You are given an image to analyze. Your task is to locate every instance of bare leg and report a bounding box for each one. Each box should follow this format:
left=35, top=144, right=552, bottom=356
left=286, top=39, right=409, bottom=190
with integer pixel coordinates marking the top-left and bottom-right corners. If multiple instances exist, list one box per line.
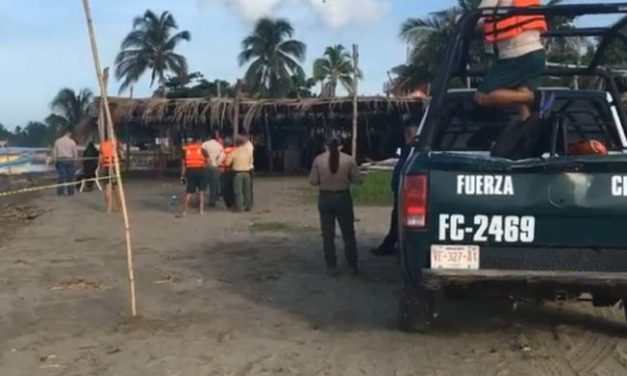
left=517, top=104, right=531, bottom=121
left=178, top=193, right=192, bottom=218
left=199, top=193, right=205, bottom=215
left=475, top=87, right=534, bottom=120
left=112, top=187, right=122, bottom=212
left=104, top=184, right=113, bottom=213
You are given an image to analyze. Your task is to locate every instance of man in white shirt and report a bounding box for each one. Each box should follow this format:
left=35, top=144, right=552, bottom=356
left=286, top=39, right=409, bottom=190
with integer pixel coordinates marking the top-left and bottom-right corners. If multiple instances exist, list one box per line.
left=202, top=131, right=224, bottom=207
left=53, top=129, right=78, bottom=196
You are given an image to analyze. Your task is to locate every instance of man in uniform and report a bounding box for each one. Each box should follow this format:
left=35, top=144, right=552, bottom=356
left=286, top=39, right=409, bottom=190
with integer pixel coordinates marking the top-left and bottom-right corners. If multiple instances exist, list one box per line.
left=372, top=115, right=419, bottom=256
left=219, top=138, right=236, bottom=209
left=227, top=136, right=253, bottom=212
left=179, top=135, right=209, bottom=217
left=202, top=131, right=224, bottom=207
left=243, top=134, right=254, bottom=208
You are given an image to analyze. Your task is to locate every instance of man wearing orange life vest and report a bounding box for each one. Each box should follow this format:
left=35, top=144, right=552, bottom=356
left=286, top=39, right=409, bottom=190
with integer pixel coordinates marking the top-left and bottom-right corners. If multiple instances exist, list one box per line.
left=180, top=134, right=210, bottom=217
left=475, top=0, right=548, bottom=121
left=99, top=138, right=124, bottom=213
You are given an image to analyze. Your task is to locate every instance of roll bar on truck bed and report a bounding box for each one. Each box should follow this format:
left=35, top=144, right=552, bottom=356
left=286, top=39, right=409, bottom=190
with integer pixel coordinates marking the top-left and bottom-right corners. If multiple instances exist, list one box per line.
left=420, top=2, right=627, bottom=150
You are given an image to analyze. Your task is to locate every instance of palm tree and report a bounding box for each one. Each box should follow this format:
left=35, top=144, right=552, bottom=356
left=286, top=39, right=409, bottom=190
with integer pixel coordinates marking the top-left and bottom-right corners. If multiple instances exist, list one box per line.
left=313, top=44, right=360, bottom=97
left=115, top=10, right=191, bottom=94
left=238, top=17, right=306, bottom=98
left=46, top=88, right=93, bottom=132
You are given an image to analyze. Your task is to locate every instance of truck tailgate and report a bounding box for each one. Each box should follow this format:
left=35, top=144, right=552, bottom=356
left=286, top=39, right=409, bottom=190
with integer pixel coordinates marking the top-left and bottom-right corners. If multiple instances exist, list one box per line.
left=426, top=153, right=627, bottom=249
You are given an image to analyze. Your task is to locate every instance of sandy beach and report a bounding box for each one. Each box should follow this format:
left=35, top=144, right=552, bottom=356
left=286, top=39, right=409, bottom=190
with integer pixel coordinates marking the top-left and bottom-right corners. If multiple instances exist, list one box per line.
left=1, top=177, right=627, bottom=376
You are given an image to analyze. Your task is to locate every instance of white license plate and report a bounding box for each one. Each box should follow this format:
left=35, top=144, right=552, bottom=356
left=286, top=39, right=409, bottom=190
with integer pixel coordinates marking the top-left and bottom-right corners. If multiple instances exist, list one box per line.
left=430, top=245, right=480, bottom=270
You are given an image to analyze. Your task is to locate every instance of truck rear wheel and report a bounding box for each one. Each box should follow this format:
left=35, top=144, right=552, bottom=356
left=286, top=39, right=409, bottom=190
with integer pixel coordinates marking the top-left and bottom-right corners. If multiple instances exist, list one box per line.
left=397, top=283, right=434, bottom=333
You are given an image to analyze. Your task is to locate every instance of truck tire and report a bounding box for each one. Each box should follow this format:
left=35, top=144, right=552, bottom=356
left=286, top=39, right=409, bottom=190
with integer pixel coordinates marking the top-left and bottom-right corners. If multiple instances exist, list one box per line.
left=397, top=283, right=434, bottom=333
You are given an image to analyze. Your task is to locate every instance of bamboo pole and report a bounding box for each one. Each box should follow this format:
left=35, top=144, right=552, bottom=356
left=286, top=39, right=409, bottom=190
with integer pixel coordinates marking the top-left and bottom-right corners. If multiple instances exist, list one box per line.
left=351, top=44, right=360, bottom=161
left=81, top=0, right=138, bottom=317
left=233, top=79, right=241, bottom=139
left=126, top=86, right=133, bottom=171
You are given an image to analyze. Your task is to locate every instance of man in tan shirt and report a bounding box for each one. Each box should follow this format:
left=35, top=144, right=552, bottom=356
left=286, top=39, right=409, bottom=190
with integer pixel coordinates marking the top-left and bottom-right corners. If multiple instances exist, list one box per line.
left=226, top=136, right=253, bottom=211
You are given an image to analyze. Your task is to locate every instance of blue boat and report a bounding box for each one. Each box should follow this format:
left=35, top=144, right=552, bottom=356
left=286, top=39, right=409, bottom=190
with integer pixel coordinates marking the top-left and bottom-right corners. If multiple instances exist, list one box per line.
left=0, top=153, right=33, bottom=174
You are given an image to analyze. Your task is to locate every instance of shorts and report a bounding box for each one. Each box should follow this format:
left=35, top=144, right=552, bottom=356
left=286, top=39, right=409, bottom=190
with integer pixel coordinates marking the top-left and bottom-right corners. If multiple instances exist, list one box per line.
left=100, top=167, right=118, bottom=186
left=478, top=49, right=546, bottom=94
left=186, top=168, right=207, bottom=194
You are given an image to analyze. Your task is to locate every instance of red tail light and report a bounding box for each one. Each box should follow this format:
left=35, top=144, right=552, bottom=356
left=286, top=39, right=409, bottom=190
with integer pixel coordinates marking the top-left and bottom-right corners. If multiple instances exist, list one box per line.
left=402, top=174, right=428, bottom=228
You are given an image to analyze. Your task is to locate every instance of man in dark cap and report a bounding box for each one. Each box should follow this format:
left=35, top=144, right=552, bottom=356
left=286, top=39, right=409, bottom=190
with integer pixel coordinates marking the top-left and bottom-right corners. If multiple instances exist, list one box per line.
left=372, top=114, right=419, bottom=257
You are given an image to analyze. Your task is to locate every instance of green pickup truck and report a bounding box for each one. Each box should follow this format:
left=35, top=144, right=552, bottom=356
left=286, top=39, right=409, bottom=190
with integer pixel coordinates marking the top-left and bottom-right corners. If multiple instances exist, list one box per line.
left=397, top=3, right=627, bottom=331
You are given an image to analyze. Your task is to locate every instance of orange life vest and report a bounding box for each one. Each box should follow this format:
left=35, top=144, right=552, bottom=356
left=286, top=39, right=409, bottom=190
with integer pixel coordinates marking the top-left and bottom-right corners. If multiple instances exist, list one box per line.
left=183, top=143, right=207, bottom=168
left=220, top=147, right=235, bottom=172
left=568, top=140, right=608, bottom=156
left=483, top=0, right=548, bottom=44
left=100, top=140, right=117, bottom=168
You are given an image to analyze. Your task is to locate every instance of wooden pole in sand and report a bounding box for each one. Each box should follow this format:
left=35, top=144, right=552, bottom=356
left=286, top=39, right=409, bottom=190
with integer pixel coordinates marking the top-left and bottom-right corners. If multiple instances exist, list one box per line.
left=233, top=79, right=241, bottom=140
left=81, top=0, right=138, bottom=317
left=351, top=44, right=360, bottom=161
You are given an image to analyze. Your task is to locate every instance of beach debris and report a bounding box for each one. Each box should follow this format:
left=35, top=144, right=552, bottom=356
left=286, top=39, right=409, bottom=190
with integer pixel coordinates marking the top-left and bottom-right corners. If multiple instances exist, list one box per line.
left=51, top=277, right=105, bottom=291
left=0, top=205, right=44, bottom=221
left=153, top=273, right=181, bottom=284
left=39, top=354, right=57, bottom=363
left=105, top=346, right=121, bottom=355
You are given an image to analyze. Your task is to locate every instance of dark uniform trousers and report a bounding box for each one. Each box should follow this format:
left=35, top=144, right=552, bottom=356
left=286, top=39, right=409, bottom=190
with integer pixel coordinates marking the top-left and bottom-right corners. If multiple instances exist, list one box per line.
left=379, top=193, right=399, bottom=252
left=318, top=190, right=357, bottom=268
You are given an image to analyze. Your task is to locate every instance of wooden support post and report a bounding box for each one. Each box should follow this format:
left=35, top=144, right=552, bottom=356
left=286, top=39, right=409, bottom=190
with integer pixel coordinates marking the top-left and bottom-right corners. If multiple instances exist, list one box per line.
left=126, top=86, right=133, bottom=171
left=81, top=0, right=138, bottom=317
left=351, top=44, right=359, bottom=161
left=233, top=79, right=241, bottom=140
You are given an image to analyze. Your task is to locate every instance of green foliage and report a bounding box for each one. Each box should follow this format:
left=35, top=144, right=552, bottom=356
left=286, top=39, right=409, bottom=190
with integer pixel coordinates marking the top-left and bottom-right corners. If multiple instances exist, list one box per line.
left=287, top=75, right=316, bottom=99
left=239, top=17, right=306, bottom=98
left=0, top=124, right=11, bottom=140
left=2, top=87, right=93, bottom=147
left=9, top=122, right=56, bottom=147
left=115, top=10, right=191, bottom=94
left=351, top=170, right=394, bottom=207
left=160, top=72, right=235, bottom=98
left=313, top=44, right=359, bottom=97
left=46, top=88, right=93, bottom=133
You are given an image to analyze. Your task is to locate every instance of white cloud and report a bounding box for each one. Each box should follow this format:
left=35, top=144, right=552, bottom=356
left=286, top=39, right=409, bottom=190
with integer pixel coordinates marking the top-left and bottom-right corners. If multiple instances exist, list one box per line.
left=201, top=0, right=390, bottom=28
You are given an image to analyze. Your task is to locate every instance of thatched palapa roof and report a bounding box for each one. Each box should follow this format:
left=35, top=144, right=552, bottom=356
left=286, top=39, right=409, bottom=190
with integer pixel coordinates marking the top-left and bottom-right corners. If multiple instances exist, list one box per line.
left=89, top=96, right=425, bottom=130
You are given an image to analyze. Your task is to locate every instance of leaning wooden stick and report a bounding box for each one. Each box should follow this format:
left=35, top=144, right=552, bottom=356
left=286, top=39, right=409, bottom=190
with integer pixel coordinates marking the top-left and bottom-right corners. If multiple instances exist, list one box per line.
left=351, top=44, right=360, bottom=161
left=81, top=0, right=138, bottom=317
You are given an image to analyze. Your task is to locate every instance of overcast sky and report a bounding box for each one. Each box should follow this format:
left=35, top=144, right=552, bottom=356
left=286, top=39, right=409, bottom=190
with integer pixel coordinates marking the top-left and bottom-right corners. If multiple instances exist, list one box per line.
left=0, top=0, right=622, bottom=128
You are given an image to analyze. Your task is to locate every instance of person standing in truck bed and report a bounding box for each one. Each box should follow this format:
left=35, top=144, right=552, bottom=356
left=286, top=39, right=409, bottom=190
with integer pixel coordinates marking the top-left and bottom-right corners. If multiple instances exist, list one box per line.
left=474, top=0, right=548, bottom=121
left=309, top=135, right=362, bottom=276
